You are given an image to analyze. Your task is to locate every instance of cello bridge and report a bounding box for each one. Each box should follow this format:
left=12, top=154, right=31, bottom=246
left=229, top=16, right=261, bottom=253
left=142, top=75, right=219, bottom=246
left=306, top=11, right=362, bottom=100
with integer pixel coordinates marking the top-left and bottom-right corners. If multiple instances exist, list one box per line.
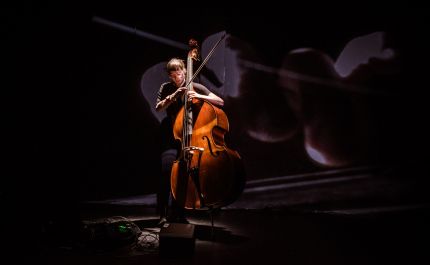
left=183, top=146, right=204, bottom=152
left=183, top=146, right=204, bottom=164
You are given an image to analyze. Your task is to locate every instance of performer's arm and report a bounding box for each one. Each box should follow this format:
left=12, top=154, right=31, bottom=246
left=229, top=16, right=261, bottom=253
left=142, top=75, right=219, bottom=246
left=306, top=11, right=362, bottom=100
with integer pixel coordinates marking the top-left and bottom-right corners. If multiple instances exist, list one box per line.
left=187, top=91, right=224, bottom=106
left=156, top=87, right=187, bottom=113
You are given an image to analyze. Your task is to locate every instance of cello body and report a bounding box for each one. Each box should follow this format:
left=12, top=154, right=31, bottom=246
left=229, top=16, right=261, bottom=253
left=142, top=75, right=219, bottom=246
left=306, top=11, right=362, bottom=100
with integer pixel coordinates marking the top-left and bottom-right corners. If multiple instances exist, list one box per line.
left=170, top=36, right=245, bottom=210
left=171, top=98, right=246, bottom=209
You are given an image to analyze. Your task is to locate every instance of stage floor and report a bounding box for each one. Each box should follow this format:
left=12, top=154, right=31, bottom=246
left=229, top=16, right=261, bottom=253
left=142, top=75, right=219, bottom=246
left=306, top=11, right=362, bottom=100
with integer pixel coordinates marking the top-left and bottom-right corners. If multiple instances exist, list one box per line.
left=4, top=202, right=430, bottom=265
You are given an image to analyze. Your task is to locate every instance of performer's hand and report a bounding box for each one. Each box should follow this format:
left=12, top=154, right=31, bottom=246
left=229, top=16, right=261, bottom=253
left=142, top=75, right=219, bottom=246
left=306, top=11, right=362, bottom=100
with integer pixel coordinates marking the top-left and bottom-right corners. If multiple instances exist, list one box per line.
left=172, top=87, right=187, bottom=99
left=187, top=90, right=198, bottom=99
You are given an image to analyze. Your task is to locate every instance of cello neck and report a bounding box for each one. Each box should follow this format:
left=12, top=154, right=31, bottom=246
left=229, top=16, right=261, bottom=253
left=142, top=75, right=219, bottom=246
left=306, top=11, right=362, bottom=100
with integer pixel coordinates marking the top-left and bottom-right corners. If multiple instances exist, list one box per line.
left=182, top=51, right=196, bottom=149
left=186, top=57, right=194, bottom=93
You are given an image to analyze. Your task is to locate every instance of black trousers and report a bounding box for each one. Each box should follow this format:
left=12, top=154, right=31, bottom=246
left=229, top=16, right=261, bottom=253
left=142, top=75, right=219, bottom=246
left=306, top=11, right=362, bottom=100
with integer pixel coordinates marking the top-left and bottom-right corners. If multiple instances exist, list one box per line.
left=157, top=168, right=185, bottom=218
left=157, top=117, right=185, bottom=219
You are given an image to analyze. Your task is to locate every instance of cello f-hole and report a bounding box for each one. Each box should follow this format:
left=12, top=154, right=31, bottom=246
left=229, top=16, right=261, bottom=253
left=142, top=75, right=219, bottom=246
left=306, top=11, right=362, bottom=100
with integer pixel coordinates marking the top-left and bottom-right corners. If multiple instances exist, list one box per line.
left=203, top=136, right=219, bottom=157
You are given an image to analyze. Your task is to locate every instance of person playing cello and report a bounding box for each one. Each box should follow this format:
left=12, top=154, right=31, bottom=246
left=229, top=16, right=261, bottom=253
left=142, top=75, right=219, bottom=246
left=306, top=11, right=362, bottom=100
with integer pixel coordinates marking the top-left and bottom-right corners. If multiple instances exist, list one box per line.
left=155, top=58, right=224, bottom=227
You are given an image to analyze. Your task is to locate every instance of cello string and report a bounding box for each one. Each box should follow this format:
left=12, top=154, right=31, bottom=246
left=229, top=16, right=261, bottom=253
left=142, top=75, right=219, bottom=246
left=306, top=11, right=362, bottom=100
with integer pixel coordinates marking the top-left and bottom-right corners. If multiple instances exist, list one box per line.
left=182, top=35, right=225, bottom=161
left=184, top=57, right=193, bottom=149
left=181, top=34, right=225, bottom=151
left=182, top=93, right=186, bottom=149
left=182, top=76, right=187, bottom=150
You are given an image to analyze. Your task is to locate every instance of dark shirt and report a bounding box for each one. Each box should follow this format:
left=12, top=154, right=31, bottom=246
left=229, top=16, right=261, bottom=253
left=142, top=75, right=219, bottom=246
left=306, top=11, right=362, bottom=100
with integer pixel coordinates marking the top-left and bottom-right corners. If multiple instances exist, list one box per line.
left=156, top=81, right=211, bottom=125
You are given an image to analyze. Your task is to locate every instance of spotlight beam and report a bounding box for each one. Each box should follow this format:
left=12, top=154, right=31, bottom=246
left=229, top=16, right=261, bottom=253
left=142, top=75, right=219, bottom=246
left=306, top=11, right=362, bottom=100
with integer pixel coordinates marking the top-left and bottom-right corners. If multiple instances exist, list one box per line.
left=92, top=16, right=190, bottom=50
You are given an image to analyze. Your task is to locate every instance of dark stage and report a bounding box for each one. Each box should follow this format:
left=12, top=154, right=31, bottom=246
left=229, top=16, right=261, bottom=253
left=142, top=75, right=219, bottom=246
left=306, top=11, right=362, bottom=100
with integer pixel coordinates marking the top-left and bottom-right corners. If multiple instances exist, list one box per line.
left=3, top=164, right=430, bottom=264
left=3, top=202, right=430, bottom=265
left=3, top=1, right=429, bottom=264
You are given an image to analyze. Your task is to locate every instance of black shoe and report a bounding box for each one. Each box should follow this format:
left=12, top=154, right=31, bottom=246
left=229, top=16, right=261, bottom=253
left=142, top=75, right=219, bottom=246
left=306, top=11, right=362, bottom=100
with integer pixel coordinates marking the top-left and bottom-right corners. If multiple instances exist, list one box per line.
left=157, top=217, right=168, bottom=228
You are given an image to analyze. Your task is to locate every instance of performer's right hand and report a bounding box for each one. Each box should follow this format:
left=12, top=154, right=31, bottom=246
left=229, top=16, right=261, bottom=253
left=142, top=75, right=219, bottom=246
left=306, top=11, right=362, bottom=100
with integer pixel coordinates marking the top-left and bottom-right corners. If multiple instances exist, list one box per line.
left=172, top=87, right=187, bottom=99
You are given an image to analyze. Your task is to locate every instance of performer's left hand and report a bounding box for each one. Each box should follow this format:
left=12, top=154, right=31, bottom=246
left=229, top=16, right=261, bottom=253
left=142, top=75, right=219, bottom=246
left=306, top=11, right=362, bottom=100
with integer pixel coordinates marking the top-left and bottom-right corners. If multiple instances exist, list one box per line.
left=187, top=90, right=203, bottom=100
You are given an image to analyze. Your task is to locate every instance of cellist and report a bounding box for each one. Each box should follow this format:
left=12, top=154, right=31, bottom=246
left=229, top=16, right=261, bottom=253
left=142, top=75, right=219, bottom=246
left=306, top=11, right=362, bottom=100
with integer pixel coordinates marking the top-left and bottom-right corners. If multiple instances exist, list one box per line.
left=155, top=58, right=224, bottom=227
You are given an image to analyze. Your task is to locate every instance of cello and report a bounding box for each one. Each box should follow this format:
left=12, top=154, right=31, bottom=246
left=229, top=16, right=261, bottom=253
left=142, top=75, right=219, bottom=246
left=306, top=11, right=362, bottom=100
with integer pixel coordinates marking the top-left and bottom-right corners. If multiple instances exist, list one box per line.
left=171, top=35, right=246, bottom=210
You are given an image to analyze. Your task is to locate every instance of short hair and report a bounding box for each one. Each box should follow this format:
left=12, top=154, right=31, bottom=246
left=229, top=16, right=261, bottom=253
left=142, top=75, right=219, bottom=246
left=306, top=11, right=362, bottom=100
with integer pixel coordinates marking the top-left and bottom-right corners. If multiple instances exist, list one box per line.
left=166, top=58, right=185, bottom=74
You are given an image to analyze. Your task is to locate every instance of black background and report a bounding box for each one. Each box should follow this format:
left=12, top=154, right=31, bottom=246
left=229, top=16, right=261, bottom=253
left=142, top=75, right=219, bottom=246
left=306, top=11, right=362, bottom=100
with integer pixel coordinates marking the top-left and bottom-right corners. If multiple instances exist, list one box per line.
left=3, top=1, right=428, bottom=210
